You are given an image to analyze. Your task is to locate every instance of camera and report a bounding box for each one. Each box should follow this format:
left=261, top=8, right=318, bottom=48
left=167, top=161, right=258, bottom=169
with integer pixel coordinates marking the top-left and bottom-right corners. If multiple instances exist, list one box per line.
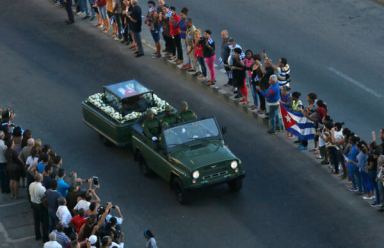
left=92, top=176, right=99, bottom=186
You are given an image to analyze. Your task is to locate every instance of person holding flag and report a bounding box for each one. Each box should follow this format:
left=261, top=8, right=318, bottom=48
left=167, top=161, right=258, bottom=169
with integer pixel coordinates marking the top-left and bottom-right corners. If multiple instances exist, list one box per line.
left=279, top=97, right=316, bottom=144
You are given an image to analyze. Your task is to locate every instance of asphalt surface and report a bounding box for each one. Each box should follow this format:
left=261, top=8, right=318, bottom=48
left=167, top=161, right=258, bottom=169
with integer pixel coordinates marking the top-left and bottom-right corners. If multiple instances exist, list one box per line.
left=170, top=0, right=384, bottom=140
left=1, top=0, right=384, bottom=247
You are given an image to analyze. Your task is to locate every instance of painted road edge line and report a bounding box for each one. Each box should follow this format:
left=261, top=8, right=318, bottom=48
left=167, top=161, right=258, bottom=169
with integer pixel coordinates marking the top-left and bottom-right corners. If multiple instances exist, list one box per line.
left=328, top=67, right=382, bottom=98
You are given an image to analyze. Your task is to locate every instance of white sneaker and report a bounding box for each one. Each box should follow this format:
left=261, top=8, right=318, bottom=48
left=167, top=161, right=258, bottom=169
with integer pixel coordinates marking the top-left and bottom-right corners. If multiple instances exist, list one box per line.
left=362, top=195, right=374, bottom=200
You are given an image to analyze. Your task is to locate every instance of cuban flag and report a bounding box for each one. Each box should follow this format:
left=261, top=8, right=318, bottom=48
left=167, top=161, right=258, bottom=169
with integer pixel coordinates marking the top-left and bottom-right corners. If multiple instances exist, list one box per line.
left=280, top=103, right=315, bottom=140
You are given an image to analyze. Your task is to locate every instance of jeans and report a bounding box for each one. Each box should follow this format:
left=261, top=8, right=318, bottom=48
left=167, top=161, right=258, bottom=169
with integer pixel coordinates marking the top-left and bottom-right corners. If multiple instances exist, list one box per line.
left=48, top=209, right=58, bottom=232
left=31, top=203, right=49, bottom=241
left=376, top=180, right=384, bottom=204
left=65, top=0, right=74, bottom=22
left=79, top=0, right=88, bottom=14
left=354, top=168, right=363, bottom=193
left=361, top=171, right=371, bottom=194
left=133, top=32, right=143, bottom=54
left=197, top=57, right=207, bottom=77
left=114, top=14, right=123, bottom=38
left=268, top=104, right=279, bottom=132
left=249, top=81, right=258, bottom=107
left=182, top=39, right=189, bottom=64
left=87, top=0, right=95, bottom=17
left=205, top=54, right=216, bottom=81
left=0, top=163, right=10, bottom=193
left=98, top=5, right=107, bottom=20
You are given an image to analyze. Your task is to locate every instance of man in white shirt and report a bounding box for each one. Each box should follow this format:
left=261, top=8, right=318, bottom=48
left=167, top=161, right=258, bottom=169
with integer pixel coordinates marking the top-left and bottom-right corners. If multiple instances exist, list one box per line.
left=74, top=192, right=91, bottom=213
left=43, top=232, right=62, bottom=248
left=29, top=173, right=48, bottom=241
left=56, top=197, right=72, bottom=232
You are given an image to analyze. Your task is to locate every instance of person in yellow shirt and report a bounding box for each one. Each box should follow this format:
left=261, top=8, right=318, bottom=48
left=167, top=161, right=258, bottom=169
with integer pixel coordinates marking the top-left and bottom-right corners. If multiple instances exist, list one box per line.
left=105, top=0, right=113, bottom=33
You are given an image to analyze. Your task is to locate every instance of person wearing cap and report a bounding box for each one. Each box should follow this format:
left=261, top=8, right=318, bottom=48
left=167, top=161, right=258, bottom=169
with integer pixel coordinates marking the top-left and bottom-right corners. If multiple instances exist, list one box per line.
left=144, top=229, right=158, bottom=248
left=88, top=234, right=98, bottom=248
left=178, top=101, right=197, bottom=123
left=142, top=109, right=161, bottom=141
left=161, top=105, right=177, bottom=126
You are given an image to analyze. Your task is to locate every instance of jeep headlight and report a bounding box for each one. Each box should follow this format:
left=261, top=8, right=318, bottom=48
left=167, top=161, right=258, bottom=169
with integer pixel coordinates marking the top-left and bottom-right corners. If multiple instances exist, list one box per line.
left=230, top=160, right=238, bottom=169
left=192, top=170, right=200, bottom=179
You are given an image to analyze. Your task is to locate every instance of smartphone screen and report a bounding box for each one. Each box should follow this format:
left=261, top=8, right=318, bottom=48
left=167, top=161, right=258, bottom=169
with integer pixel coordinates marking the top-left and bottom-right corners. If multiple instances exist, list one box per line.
left=92, top=176, right=99, bottom=186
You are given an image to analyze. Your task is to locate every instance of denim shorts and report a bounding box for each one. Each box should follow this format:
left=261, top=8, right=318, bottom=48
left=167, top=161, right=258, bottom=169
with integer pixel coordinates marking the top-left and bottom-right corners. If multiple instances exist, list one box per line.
left=151, top=29, right=160, bottom=42
left=98, top=6, right=107, bottom=19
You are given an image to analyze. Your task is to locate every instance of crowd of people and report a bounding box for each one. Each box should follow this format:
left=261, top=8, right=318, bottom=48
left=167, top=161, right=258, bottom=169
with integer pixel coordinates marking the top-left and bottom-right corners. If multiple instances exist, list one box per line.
left=1, top=0, right=383, bottom=246
left=56, top=0, right=384, bottom=208
left=0, top=109, right=158, bottom=248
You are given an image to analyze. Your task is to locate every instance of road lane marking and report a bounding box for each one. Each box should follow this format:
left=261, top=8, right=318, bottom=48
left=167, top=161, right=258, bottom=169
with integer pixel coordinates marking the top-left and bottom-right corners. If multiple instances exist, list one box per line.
left=0, top=200, right=27, bottom=208
left=328, top=67, right=382, bottom=98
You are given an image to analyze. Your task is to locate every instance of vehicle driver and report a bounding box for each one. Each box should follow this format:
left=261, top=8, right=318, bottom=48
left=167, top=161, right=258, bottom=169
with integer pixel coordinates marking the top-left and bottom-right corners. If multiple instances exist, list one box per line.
left=161, top=105, right=178, bottom=126
left=178, top=101, right=197, bottom=122
left=142, top=109, right=161, bottom=142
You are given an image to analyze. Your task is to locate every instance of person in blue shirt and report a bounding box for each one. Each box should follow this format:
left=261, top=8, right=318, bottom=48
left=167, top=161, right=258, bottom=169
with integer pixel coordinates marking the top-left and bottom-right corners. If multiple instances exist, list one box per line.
left=346, top=136, right=360, bottom=192
left=57, top=168, right=70, bottom=197
left=256, top=74, right=280, bottom=134
left=36, top=154, right=49, bottom=174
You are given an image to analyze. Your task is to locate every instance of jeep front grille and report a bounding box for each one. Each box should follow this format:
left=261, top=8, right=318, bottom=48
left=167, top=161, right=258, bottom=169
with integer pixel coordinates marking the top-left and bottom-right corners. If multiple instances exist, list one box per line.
left=202, top=170, right=228, bottom=180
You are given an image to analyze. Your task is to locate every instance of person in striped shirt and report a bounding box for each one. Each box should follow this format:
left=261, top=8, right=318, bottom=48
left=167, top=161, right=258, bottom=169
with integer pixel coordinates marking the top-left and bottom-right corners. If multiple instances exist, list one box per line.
left=276, top=57, right=291, bottom=88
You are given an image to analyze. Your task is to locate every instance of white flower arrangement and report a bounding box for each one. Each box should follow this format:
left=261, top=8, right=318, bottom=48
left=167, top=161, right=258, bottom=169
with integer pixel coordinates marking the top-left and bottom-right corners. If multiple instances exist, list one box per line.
left=86, top=93, right=172, bottom=123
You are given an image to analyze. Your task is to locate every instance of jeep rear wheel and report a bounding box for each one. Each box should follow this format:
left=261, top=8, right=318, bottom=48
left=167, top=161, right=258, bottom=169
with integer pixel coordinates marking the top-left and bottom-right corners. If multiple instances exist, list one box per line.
left=228, top=178, right=243, bottom=192
left=138, top=155, right=151, bottom=176
left=99, top=134, right=113, bottom=146
left=172, top=177, right=188, bottom=204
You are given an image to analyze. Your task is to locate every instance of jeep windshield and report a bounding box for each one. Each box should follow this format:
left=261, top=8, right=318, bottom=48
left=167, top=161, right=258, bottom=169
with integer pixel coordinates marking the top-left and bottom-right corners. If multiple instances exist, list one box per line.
left=164, top=118, right=221, bottom=149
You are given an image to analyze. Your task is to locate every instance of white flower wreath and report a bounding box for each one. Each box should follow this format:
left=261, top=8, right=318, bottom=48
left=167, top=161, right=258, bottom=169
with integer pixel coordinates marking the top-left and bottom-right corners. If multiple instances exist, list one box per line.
left=86, top=93, right=173, bottom=123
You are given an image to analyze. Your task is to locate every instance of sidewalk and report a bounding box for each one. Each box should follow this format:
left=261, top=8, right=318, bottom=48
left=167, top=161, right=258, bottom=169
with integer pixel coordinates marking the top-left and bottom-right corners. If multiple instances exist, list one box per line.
left=0, top=191, right=41, bottom=248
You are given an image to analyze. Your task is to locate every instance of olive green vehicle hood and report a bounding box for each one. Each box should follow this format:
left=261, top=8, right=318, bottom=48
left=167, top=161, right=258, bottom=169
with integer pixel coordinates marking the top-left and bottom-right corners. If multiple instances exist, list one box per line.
left=169, top=142, right=236, bottom=171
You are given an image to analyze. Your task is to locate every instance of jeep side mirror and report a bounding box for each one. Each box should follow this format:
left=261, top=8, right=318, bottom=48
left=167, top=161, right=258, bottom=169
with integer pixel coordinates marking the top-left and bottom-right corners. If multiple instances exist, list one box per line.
left=221, top=126, right=227, bottom=135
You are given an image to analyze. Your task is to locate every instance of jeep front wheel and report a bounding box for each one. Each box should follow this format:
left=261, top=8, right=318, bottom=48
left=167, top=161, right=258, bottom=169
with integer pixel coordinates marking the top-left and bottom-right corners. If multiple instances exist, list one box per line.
left=228, top=178, right=243, bottom=192
left=172, top=177, right=188, bottom=204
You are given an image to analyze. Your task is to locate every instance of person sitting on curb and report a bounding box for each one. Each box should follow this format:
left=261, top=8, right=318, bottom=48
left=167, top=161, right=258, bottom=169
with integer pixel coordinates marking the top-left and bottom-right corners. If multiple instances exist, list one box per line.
left=178, top=101, right=197, bottom=123
left=142, top=109, right=161, bottom=142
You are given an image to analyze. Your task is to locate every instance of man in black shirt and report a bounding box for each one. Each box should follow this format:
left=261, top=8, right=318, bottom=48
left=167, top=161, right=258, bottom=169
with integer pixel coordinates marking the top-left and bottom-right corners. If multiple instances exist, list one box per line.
left=128, top=0, right=144, bottom=57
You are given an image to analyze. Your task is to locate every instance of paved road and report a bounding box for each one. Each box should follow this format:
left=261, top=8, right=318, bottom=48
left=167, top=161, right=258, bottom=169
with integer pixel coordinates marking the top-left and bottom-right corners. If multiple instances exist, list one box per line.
left=1, top=0, right=384, bottom=247
left=171, top=0, right=384, bottom=140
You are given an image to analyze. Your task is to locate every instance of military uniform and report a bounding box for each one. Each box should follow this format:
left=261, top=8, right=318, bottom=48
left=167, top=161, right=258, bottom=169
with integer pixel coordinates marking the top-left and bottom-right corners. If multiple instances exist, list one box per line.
left=161, top=113, right=178, bottom=126
left=178, top=110, right=197, bottom=123
left=142, top=118, right=161, bottom=138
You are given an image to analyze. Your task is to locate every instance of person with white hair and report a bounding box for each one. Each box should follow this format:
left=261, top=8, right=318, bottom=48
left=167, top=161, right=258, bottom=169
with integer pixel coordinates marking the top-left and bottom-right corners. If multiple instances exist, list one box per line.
left=256, top=74, right=281, bottom=134
left=43, top=232, right=62, bottom=248
left=19, top=137, right=34, bottom=163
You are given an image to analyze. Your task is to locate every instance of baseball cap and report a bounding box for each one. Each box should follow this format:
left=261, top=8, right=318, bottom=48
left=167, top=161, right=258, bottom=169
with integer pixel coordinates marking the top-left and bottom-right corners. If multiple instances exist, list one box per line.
left=89, top=235, right=97, bottom=245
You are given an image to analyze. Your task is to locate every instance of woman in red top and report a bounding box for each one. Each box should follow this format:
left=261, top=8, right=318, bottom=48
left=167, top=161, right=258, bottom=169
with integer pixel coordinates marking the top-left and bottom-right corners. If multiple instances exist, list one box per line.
left=193, top=29, right=207, bottom=81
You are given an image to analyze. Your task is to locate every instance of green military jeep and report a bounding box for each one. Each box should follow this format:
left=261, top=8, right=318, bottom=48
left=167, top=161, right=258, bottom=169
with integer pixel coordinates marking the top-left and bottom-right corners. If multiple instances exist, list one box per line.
left=82, top=80, right=245, bottom=204
left=131, top=117, right=245, bottom=204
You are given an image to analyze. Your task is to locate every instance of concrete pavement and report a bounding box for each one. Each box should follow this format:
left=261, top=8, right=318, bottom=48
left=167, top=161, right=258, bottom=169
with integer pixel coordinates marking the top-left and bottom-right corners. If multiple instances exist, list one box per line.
left=0, top=191, right=39, bottom=248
